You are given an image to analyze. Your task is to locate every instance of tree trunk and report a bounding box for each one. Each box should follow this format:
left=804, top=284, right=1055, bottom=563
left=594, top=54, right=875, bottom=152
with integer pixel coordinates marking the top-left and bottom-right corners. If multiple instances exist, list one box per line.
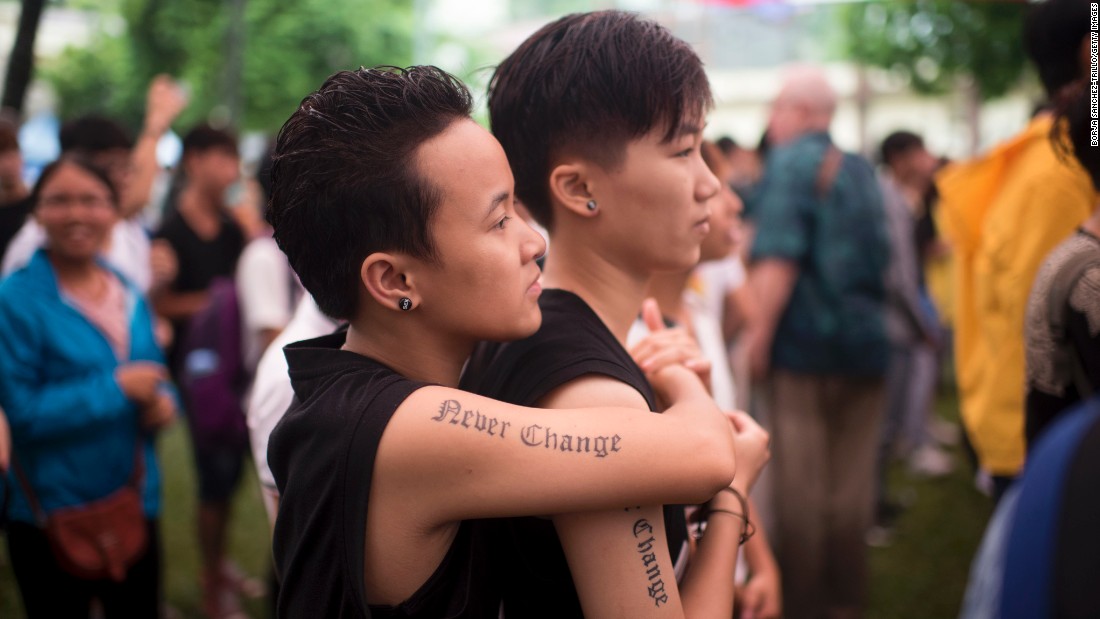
left=1, top=0, right=47, bottom=115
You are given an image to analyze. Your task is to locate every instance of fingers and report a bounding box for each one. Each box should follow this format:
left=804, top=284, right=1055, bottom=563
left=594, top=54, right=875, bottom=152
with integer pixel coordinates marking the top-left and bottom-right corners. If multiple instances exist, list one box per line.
left=641, top=297, right=665, bottom=333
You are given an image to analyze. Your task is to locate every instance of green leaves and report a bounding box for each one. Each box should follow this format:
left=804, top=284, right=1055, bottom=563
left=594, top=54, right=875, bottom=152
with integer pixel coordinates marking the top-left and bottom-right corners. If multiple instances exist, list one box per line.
left=43, top=0, right=414, bottom=132
left=840, top=0, right=1029, bottom=101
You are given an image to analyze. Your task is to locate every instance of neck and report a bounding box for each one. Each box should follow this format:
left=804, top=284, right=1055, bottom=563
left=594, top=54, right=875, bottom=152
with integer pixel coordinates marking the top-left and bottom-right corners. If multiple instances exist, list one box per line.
left=541, top=229, right=650, bottom=345
left=1084, top=203, right=1100, bottom=237
left=180, top=184, right=219, bottom=215
left=47, top=251, right=100, bottom=285
left=343, top=311, right=471, bottom=387
left=647, top=270, right=691, bottom=324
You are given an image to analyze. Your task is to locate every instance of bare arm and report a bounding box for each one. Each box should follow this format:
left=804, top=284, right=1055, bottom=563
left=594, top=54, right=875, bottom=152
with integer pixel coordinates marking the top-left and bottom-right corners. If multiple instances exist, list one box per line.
left=736, top=504, right=782, bottom=619
left=371, top=368, right=736, bottom=525
left=122, top=76, right=187, bottom=219
left=151, top=289, right=209, bottom=321
left=745, top=259, right=798, bottom=380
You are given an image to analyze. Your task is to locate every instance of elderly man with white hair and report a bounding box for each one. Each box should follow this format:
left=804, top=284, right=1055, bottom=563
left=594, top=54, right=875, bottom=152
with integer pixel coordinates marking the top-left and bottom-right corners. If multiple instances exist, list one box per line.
left=744, top=66, right=891, bottom=619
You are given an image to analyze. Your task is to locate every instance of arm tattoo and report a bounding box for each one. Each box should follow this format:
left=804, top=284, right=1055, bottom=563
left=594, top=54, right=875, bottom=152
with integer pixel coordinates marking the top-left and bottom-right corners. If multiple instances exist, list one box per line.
left=431, top=399, right=622, bottom=458
left=633, top=518, right=670, bottom=607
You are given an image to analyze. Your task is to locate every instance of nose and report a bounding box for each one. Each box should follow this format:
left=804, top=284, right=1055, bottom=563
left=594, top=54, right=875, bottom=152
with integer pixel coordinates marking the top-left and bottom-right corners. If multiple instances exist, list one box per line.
left=696, top=158, right=722, bottom=204
left=520, top=218, right=547, bottom=263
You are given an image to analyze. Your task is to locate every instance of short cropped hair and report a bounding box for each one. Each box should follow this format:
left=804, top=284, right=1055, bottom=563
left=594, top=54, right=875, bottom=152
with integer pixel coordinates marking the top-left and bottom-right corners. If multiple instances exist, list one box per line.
left=879, top=131, right=925, bottom=167
left=1024, top=0, right=1090, bottom=99
left=182, top=124, right=239, bottom=158
left=488, top=10, right=712, bottom=230
left=1053, top=85, right=1100, bottom=191
left=715, top=136, right=738, bottom=156
left=59, top=115, right=132, bottom=154
left=268, top=66, right=473, bottom=320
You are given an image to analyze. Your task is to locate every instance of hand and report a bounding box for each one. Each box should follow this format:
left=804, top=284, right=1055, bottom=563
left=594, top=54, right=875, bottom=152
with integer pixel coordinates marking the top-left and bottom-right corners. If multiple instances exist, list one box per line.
left=115, top=362, right=168, bottom=407
left=143, top=75, right=187, bottom=136
left=0, top=408, right=10, bottom=474
left=744, top=325, right=771, bottom=383
left=630, top=298, right=711, bottom=388
left=727, top=410, right=770, bottom=494
left=736, top=567, right=782, bottom=619
left=150, top=239, right=178, bottom=290
left=140, top=392, right=177, bottom=431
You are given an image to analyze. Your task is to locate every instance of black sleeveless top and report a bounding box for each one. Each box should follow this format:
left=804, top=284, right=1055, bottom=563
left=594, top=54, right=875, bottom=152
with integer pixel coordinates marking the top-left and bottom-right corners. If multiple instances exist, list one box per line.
left=460, top=289, right=690, bottom=619
left=269, top=331, right=499, bottom=619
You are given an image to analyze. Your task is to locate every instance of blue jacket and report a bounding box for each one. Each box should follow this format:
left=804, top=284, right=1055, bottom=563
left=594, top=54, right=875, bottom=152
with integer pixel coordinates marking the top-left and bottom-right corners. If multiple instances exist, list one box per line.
left=0, top=249, right=165, bottom=524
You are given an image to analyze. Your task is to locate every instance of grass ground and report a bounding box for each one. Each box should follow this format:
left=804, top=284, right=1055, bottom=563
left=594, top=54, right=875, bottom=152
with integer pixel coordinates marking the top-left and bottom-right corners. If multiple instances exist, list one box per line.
left=0, top=388, right=991, bottom=618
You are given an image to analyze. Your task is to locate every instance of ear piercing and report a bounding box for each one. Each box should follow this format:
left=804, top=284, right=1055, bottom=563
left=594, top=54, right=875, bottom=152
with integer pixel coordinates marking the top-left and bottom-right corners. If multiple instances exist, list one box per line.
left=586, top=200, right=598, bottom=212
left=399, top=297, right=413, bottom=311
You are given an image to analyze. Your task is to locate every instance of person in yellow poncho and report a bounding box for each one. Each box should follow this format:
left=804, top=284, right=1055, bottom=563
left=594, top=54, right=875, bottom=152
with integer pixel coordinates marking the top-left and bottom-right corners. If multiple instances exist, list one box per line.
left=936, top=0, right=1095, bottom=500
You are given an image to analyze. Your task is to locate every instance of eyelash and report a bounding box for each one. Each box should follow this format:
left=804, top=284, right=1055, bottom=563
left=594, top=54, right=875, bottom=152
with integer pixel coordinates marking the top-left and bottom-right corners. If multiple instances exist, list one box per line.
left=676, top=147, right=694, bottom=158
left=495, top=215, right=512, bottom=230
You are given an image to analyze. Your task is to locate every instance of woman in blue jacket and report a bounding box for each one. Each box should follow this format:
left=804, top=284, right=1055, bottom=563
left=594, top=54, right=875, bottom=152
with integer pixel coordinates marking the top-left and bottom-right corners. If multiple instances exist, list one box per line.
left=0, top=156, right=176, bottom=618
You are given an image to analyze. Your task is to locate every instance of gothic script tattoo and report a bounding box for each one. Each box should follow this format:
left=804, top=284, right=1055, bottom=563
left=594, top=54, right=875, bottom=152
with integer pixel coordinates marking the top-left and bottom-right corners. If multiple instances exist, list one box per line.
left=633, top=518, right=669, bottom=607
left=431, top=400, right=623, bottom=458
left=432, top=399, right=511, bottom=439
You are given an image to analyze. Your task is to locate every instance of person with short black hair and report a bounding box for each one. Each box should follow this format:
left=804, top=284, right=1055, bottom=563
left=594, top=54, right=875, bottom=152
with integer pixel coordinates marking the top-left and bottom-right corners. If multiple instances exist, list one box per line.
left=463, top=11, right=770, bottom=618
left=2, top=76, right=186, bottom=292
left=0, top=119, right=30, bottom=259
left=266, top=64, right=758, bottom=619
left=152, top=122, right=253, bottom=618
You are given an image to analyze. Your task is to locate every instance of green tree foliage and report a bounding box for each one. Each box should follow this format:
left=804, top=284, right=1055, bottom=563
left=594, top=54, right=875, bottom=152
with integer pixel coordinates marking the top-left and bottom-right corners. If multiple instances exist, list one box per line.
left=42, top=0, right=413, bottom=132
left=840, top=0, right=1029, bottom=100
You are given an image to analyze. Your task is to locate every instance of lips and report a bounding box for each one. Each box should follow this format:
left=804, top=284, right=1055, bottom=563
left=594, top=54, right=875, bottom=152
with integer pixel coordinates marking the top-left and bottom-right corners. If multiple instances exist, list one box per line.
left=526, top=271, right=542, bottom=296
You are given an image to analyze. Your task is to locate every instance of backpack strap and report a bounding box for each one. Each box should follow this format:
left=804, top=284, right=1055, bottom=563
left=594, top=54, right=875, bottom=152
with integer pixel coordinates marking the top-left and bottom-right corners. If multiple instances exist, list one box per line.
left=815, top=145, right=843, bottom=200
left=1046, top=250, right=1100, bottom=398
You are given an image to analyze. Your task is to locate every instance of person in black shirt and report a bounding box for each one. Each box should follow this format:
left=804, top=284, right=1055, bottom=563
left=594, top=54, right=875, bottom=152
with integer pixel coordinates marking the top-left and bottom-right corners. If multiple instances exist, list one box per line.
left=0, top=119, right=30, bottom=261
left=465, top=11, right=772, bottom=619
left=266, top=66, right=762, bottom=619
left=152, top=124, right=251, bottom=618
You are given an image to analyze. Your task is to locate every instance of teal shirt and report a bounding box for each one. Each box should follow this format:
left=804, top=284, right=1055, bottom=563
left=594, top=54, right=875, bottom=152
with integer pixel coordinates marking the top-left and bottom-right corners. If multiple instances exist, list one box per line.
left=749, top=132, right=890, bottom=376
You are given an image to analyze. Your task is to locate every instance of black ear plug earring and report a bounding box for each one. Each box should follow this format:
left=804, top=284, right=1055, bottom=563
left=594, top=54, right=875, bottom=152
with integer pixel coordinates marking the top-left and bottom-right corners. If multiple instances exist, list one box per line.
left=399, top=297, right=413, bottom=311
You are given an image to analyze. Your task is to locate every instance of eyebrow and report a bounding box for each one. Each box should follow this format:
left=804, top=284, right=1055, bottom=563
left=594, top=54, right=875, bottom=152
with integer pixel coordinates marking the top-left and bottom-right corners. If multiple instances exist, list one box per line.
left=485, top=191, right=510, bottom=219
left=668, top=121, right=707, bottom=142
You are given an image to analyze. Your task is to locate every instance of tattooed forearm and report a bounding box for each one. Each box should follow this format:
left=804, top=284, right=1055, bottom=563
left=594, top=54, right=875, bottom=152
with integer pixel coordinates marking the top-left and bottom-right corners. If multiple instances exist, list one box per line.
left=432, top=399, right=511, bottom=438
left=633, top=518, right=670, bottom=607
left=520, top=424, right=621, bottom=458
left=432, top=400, right=623, bottom=458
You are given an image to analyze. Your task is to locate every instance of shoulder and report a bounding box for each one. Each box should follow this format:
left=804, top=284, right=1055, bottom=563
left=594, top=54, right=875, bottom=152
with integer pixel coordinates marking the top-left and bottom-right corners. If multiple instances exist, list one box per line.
left=463, top=290, right=650, bottom=405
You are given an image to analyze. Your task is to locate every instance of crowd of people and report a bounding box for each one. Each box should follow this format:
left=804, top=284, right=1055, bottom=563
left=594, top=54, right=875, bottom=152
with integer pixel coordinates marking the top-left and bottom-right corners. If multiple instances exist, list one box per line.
left=0, top=1, right=1096, bottom=618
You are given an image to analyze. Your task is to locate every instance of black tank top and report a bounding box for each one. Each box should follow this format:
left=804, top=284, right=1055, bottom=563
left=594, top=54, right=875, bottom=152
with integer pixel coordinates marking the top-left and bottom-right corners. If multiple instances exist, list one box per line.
left=460, top=289, right=690, bottom=619
left=269, top=331, right=499, bottom=619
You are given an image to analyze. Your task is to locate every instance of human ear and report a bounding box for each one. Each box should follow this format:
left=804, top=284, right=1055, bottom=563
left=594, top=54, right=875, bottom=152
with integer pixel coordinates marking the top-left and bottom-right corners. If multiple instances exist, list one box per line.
left=360, top=253, right=419, bottom=312
left=548, top=160, right=599, bottom=219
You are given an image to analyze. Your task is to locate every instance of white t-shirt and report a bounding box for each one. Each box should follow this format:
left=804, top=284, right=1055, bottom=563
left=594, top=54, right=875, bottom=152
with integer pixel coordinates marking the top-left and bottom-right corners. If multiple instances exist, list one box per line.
left=2, top=218, right=153, bottom=292
left=236, top=235, right=298, bottom=372
left=247, top=295, right=337, bottom=524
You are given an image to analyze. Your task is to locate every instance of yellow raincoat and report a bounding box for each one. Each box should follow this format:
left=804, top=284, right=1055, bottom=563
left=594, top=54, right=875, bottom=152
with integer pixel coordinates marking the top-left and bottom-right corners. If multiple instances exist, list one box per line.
left=936, top=114, right=1094, bottom=476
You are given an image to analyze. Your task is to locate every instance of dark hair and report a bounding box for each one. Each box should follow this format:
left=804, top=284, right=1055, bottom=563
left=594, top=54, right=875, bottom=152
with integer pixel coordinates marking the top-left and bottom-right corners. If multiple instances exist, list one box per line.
left=59, top=115, right=132, bottom=154
left=0, top=118, right=18, bottom=153
left=31, top=155, right=120, bottom=210
left=268, top=66, right=473, bottom=320
left=1024, top=0, right=1091, bottom=100
left=182, top=124, right=239, bottom=158
left=488, top=10, right=712, bottom=230
left=879, top=131, right=925, bottom=167
left=715, top=136, right=738, bottom=156
left=1052, top=85, right=1100, bottom=191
